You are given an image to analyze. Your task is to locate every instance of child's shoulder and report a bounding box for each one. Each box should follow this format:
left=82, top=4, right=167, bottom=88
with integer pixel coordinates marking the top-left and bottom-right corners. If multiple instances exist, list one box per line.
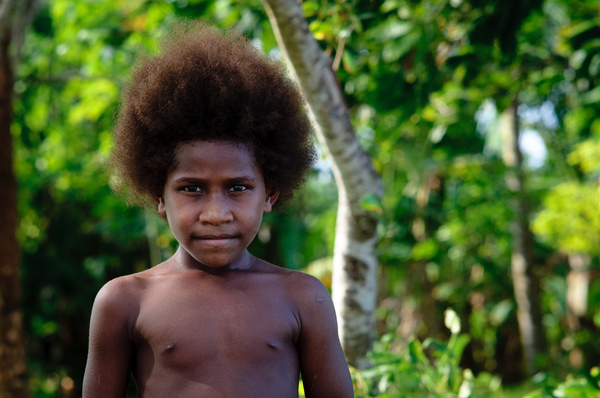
left=93, top=274, right=141, bottom=311
left=256, top=259, right=323, bottom=282
left=255, top=260, right=331, bottom=304
left=93, top=264, right=166, bottom=310
left=260, top=262, right=340, bottom=347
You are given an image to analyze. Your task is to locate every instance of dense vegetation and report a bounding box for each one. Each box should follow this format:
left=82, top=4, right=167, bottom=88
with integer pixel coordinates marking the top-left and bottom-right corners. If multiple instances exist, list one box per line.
left=10, top=0, right=600, bottom=396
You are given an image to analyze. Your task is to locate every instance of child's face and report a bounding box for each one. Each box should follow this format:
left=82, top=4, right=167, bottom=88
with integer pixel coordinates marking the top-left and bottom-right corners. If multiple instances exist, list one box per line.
left=158, top=140, right=278, bottom=268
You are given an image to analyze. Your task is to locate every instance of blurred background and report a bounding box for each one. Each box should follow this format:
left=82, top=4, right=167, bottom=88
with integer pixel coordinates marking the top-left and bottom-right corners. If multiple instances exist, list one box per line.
left=5, top=0, right=600, bottom=396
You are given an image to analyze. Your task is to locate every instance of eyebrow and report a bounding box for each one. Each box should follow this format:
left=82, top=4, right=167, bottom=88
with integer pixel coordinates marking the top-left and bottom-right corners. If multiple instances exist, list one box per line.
left=173, top=176, right=257, bottom=184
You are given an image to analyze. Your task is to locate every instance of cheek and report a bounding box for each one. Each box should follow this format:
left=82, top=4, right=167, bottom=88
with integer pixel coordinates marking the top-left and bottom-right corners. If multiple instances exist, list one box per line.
left=252, top=208, right=267, bottom=229
left=237, top=204, right=263, bottom=226
left=164, top=202, right=193, bottom=229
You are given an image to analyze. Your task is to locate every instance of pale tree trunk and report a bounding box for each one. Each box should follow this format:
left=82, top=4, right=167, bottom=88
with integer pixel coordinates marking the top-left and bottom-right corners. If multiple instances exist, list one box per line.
left=566, top=253, right=590, bottom=331
left=500, top=101, right=546, bottom=377
left=261, top=0, right=383, bottom=369
left=0, top=0, right=37, bottom=396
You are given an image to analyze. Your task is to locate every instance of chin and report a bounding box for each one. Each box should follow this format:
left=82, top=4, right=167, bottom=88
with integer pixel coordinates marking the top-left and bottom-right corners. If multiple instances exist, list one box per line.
left=193, top=255, right=239, bottom=269
left=201, top=261, right=232, bottom=268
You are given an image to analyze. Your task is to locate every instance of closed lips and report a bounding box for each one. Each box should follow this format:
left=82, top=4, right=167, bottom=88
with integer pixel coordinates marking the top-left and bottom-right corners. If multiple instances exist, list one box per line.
left=196, top=235, right=238, bottom=240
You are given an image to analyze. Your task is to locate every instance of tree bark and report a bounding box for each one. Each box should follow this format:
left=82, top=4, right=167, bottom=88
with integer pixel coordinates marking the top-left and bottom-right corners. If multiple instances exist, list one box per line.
left=0, top=0, right=37, bottom=396
left=261, top=0, right=382, bottom=369
left=566, top=253, right=590, bottom=331
left=500, top=102, right=546, bottom=377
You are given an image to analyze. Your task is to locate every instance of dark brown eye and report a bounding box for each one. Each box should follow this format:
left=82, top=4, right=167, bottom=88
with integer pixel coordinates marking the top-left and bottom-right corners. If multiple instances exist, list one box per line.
left=229, top=185, right=248, bottom=193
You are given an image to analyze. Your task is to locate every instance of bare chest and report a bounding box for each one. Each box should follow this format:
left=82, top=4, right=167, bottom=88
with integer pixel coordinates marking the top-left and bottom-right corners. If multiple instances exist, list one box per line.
left=133, top=277, right=300, bottom=378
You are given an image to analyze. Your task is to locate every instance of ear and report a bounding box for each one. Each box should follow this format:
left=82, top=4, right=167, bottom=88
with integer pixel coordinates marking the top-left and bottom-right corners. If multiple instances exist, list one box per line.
left=263, top=189, right=279, bottom=214
left=156, top=196, right=166, bottom=216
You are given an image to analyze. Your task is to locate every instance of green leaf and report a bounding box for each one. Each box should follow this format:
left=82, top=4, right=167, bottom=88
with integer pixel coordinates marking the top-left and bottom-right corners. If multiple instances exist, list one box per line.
left=412, top=238, right=439, bottom=261
left=342, top=50, right=357, bottom=74
left=301, top=1, right=319, bottom=16
left=489, top=299, right=514, bottom=326
left=361, top=193, right=383, bottom=215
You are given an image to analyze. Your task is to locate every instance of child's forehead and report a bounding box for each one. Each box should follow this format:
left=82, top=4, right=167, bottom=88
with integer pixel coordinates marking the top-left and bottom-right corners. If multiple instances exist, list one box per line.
left=176, top=139, right=253, bottom=158
left=171, top=139, right=261, bottom=175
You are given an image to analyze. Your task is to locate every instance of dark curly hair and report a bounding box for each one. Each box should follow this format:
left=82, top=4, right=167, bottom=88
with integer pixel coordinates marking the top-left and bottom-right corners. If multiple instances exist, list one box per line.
left=110, top=21, right=315, bottom=210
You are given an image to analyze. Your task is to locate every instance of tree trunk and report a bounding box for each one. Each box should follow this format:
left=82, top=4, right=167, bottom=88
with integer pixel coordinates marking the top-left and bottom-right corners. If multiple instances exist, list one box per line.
left=500, top=101, right=546, bottom=377
left=261, top=0, right=382, bottom=369
left=0, top=19, right=28, bottom=398
left=566, top=253, right=590, bottom=331
left=0, top=0, right=37, bottom=396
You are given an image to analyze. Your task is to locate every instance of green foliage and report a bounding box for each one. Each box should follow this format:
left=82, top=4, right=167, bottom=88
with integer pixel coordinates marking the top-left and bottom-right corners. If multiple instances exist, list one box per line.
left=349, top=314, right=600, bottom=398
left=351, top=309, right=504, bottom=397
left=568, top=137, right=600, bottom=176
left=524, top=369, right=600, bottom=398
left=532, top=182, right=600, bottom=255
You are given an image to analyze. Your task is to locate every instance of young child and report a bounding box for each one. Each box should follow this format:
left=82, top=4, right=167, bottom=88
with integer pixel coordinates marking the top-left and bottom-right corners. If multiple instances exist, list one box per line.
left=82, top=21, right=354, bottom=398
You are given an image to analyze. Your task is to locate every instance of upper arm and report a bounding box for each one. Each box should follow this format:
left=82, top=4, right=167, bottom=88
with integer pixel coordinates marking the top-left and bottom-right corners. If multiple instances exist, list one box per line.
left=294, top=275, right=353, bottom=398
left=83, top=277, right=138, bottom=398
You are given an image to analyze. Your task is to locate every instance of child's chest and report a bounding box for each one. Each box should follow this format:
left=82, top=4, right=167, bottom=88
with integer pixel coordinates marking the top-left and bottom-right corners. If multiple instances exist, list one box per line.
left=133, top=274, right=300, bottom=372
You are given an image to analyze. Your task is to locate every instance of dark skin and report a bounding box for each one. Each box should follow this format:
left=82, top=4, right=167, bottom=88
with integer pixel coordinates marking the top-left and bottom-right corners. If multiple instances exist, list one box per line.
left=83, top=141, right=353, bottom=398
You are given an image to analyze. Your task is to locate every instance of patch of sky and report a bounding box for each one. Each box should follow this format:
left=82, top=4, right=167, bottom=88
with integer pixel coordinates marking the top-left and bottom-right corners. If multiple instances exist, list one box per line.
left=250, top=37, right=263, bottom=51
left=268, top=47, right=282, bottom=61
left=475, top=99, right=555, bottom=169
left=312, top=139, right=334, bottom=183
left=518, top=101, right=559, bottom=130
left=520, top=128, right=547, bottom=169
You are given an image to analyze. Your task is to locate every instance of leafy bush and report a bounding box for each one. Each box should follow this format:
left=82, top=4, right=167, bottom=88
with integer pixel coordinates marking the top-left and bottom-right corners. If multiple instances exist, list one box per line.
left=341, top=307, right=600, bottom=397
left=523, top=369, right=600, bottom=398
left=350, top=308, right=504, bottom=397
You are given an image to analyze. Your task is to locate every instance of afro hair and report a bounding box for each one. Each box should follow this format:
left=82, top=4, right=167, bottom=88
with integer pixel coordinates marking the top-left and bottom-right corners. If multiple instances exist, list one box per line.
left=110, top=21, right=316, bottom=210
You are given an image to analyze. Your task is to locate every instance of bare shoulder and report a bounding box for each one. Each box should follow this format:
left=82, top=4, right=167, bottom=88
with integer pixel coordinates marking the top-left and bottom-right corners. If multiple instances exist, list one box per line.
left=254, top=260, right=330, bottom=301
left=91, top=274, right=145, bottom=330
left=260, top=264, right=337, bottom=329
left=281, top=268, right=331, bottom=304
left=92, top=262, right=172, bottom=320
left=96, top=270, right=148, bottom=302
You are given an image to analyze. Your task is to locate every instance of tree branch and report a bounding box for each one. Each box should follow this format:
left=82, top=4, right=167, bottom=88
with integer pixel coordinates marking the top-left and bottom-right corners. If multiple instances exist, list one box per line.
left=261, top=0, right=382, bottom=209
left=261, top=0, right=382, bottom=368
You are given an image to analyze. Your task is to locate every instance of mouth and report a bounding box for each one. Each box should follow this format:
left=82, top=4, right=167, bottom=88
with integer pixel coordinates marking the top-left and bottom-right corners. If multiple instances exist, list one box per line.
left=193, top=234, right=240, bottom=246
left=196, top=234, right=239, bottom=240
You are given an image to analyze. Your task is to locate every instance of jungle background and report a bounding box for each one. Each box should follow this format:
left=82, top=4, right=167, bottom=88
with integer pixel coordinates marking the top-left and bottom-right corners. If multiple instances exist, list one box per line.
left=4, top=0, right=600, bottom=396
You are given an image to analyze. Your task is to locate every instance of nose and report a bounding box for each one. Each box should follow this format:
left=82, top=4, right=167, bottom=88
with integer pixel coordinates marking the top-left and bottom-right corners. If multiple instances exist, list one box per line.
left=199, top=195, right=233, bottom=225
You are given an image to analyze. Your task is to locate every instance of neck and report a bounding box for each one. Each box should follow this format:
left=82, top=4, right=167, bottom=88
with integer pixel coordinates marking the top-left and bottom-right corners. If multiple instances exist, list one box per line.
left=173, top=247, right=256, bottom=276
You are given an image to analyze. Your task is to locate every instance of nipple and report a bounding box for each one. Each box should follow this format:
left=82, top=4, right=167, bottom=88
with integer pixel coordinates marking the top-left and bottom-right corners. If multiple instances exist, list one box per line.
left=267, top=341, right=278, bottom=350
left=165, top=342, right=177, bottom=354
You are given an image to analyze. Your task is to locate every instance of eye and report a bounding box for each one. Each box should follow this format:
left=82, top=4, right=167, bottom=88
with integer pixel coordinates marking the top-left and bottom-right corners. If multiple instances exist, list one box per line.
left=182, top=186, right=202, bottom=193
left=229, top=185, right=249, bottom=193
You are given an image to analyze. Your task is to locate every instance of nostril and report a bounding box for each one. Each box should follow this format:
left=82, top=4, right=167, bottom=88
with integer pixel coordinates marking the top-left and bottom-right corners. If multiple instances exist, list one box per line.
left=199, top=208, right=233, bottom=225
left=198, top=195, right=234, bottom=224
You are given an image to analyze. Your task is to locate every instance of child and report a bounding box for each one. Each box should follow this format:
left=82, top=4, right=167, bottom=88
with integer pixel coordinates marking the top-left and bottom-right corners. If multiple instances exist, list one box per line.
left=82, top=21, right=354, bottom=398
